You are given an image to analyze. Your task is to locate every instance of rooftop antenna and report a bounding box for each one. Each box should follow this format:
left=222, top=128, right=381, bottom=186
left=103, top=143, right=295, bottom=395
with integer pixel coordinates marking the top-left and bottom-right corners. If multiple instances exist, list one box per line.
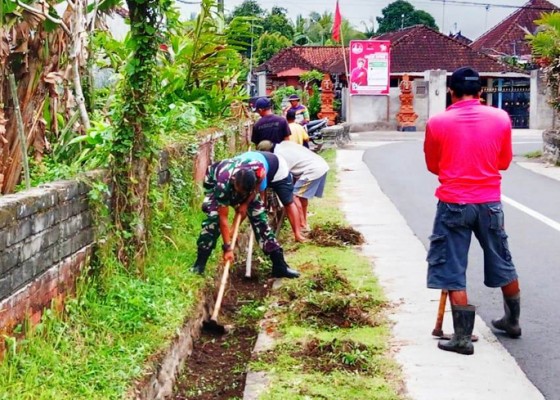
left=484, top=4, right=490, bottom=31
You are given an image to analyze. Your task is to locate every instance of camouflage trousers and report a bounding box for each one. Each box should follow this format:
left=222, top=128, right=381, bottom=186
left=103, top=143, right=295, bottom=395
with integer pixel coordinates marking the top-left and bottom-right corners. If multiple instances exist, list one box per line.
left=196, top=193, right=281, bottom=255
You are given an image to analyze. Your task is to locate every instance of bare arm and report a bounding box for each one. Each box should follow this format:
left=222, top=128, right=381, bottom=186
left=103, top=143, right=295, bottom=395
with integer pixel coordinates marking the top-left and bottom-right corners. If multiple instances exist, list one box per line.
left=218, top=206, right=234, bottom=263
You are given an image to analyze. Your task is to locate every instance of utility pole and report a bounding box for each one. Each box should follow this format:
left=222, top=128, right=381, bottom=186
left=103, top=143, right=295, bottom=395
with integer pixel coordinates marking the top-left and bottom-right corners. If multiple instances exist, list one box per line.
left=401, top=13, right=405, bottom=30
left=441, top=0, right=446, bottom=33
left=217, top=0, right=224, bottom=15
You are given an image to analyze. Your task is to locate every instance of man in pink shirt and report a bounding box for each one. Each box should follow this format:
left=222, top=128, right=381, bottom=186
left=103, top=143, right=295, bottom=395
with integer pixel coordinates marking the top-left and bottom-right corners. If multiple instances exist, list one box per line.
left=424, top=67, right=521, bottom=356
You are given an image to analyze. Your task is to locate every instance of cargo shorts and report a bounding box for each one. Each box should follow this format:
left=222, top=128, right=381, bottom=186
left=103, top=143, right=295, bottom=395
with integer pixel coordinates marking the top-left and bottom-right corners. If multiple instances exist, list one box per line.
left=426, top=201, right=518, bottom=290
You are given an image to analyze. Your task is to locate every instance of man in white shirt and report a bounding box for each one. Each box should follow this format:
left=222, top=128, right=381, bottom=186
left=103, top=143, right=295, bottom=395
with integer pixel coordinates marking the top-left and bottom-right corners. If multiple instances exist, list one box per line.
left=257, top=138, right=329, bottom=230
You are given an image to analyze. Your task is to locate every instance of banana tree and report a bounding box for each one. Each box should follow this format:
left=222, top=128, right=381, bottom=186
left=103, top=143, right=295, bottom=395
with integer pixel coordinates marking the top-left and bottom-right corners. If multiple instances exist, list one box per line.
left=0, top=0, right=112, bottom=194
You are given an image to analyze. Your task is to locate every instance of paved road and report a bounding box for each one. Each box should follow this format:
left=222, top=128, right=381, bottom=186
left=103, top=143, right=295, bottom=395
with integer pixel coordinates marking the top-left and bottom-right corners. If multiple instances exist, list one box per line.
left=356, top=130, right=559, bottom=400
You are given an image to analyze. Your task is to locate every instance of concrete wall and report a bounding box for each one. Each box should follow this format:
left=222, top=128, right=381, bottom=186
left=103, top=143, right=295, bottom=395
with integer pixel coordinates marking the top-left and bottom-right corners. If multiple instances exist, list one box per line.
left=346, top=70, right=448, bottom=132
left=543, top=129, right=560, bottom=164
left=530, top=69, right=556, bottom=130
left=0, top=180, right=94, bottom=334
left=425, top=70, right=447, bottom=119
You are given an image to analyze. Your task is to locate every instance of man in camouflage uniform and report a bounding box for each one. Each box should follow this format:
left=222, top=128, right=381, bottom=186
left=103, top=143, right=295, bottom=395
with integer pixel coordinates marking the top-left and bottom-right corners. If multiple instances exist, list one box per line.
left=192, top=156, right=300, bottom=279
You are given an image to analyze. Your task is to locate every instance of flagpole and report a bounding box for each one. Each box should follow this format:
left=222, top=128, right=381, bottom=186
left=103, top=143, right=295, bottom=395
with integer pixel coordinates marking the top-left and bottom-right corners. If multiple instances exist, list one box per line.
left=335, top=1, right=350, bottom=123
left=339, top=22, right=349, bottom=81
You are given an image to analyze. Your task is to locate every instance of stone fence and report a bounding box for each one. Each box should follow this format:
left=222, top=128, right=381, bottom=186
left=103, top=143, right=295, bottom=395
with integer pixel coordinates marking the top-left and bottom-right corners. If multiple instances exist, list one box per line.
left=543, top=129, right=560, bottom=165
left=0, top=126, right=250, bottom=339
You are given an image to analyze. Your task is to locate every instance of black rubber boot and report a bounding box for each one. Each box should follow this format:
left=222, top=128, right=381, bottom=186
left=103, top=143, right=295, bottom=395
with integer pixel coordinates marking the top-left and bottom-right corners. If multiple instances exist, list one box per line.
left=269, top=249, right=300, bottom=279
left=191, top=248, right=212, bottom=275
left=438, top=304, right=476, bottom=355
left=492, top=293, right=521, bottom=338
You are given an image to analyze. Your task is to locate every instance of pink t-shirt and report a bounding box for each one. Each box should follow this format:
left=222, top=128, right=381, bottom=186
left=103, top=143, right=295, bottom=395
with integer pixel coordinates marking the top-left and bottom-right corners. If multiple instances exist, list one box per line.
left=424, top=99, right=513, bottom=203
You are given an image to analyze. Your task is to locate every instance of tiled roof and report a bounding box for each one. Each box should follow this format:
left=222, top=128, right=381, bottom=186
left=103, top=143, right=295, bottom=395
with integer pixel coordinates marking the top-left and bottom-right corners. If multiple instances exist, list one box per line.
left=255, top=46, right=347, bottom=75
left=256, top=25, right=519, bottom=76
left=471, top=0, right=559, bottom=57
left=374, top=25, right=514, bottom=73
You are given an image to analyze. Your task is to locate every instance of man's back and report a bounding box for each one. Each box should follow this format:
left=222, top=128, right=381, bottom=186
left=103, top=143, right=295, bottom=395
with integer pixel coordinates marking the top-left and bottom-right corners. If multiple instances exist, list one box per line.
left=252, top=114, right=290, bottom=145
left=288, top=122, right=309, bottom=145
left=274, top=141, right=329, bottom=181
left=424, top=99, right=512, bottom=203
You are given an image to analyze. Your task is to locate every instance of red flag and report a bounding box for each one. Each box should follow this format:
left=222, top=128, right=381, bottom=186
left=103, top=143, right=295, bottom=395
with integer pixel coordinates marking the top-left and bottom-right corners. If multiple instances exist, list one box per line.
left=332, top=1, right=342, bottom=42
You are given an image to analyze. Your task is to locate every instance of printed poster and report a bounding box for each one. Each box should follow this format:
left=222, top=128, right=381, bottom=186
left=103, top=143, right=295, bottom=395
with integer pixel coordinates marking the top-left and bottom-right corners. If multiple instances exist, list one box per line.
left=349, top=40, right=391, bottom=95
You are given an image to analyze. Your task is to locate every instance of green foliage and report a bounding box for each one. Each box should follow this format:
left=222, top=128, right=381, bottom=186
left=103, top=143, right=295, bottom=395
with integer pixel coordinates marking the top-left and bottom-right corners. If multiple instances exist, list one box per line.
left=160, top=1, right=246, bottom=119
left=271, top=86, right=299, bottom=113
left=229, top=0, right=265, bottom=20
left=262, top=6, right=294, bottom=39
left=528, top=12, right=560, bottom=112
left=308, top=84, right=321, bottom=120
left=109, top=0, right=170, bottom=266
left=254, top=31, right=292, bottom=64
left=376, top=0, right=438, bottom=34
left=300, top=70, right=324, bottom=86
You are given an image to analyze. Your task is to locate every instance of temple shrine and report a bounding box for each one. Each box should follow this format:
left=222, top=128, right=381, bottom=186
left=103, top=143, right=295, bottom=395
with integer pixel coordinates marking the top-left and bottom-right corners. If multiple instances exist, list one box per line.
left=317, top=73, right=338, bottom=126
left=396, top=74, right=418, bottom=131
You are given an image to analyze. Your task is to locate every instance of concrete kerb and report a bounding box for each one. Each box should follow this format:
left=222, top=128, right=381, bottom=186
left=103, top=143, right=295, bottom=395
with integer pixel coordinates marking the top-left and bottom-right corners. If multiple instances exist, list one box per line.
left=336, top=146, right=545, bottom=400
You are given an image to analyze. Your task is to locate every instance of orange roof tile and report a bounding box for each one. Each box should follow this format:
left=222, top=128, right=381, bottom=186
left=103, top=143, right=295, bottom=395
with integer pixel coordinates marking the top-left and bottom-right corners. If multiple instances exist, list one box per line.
left=256, top=46, right=346, bottom=75
left=374, top=25, right=516, bottom=73
left=256, top=26, right=521, bottom=77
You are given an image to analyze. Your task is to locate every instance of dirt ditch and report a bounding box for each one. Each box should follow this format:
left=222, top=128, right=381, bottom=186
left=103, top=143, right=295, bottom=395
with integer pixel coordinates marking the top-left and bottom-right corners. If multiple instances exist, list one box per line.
left=172, top=264, right=270, bottom=400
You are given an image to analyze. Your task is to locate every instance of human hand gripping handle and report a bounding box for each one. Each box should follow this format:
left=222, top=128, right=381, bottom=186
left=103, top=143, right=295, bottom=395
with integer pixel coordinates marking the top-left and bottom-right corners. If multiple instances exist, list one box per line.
left=211, top=213, right=242, bottom=322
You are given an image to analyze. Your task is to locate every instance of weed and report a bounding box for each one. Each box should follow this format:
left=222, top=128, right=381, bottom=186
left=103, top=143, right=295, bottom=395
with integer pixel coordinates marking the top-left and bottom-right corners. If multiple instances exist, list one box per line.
left=525, top=150, right=542, bottom=159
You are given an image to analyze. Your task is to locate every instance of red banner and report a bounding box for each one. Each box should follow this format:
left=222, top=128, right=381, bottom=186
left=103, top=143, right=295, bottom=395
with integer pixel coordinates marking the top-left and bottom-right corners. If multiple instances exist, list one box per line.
left=332, top=1, right=341, bottom=42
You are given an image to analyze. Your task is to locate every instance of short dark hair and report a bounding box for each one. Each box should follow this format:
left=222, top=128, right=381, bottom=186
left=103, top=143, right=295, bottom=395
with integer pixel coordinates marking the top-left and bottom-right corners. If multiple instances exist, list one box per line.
left=286, top=109, right=296, bottom=121
left=449, top=67, right=481, bottom=97
left=233, top=169, right=256, bottom=193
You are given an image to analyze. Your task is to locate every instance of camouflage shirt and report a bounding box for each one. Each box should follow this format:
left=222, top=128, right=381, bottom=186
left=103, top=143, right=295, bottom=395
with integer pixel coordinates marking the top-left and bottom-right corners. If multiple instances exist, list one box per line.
left=203, top=158, right=265, bottom=207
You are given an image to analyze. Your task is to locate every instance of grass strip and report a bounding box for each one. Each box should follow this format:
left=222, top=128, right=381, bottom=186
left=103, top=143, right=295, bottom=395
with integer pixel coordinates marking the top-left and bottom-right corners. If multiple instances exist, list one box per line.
left=250, top=149, right=408, bottom=400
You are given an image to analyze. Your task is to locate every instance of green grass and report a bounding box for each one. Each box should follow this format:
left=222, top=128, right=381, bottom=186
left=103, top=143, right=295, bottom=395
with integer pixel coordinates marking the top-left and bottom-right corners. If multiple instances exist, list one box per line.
left=249, top=149, right=407, bottom=400
left=0, top=200, right=217, bottom=399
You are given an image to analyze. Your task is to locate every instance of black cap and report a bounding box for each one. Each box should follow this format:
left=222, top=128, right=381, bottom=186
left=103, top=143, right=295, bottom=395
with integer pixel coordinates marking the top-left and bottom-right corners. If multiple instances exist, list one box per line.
left=450, top=67, right=480, bottom=87
left=288, top=94, right=300, bottom=101
left=255, top=97, right=272, bottom=110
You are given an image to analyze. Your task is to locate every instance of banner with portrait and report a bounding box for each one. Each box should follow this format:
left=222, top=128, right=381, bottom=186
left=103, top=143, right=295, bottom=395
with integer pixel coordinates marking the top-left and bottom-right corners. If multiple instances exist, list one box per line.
left=349, top=40, right=391, bottom=95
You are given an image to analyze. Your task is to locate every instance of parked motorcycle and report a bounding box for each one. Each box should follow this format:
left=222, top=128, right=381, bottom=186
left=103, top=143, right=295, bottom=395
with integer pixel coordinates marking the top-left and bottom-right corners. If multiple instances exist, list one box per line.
left=304, top=118, right=329, bottom=152
left=305, top=118, right=328, bottom=143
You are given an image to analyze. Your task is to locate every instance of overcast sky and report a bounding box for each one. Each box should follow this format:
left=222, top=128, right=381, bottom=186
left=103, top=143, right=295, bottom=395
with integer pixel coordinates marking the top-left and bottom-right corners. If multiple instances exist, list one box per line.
left=175, top=0, right=560, bottom=41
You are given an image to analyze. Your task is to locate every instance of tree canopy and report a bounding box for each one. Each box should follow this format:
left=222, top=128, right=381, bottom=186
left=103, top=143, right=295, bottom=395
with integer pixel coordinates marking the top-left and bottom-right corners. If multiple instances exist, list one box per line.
left=376, top=0, right=438, bottom=34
